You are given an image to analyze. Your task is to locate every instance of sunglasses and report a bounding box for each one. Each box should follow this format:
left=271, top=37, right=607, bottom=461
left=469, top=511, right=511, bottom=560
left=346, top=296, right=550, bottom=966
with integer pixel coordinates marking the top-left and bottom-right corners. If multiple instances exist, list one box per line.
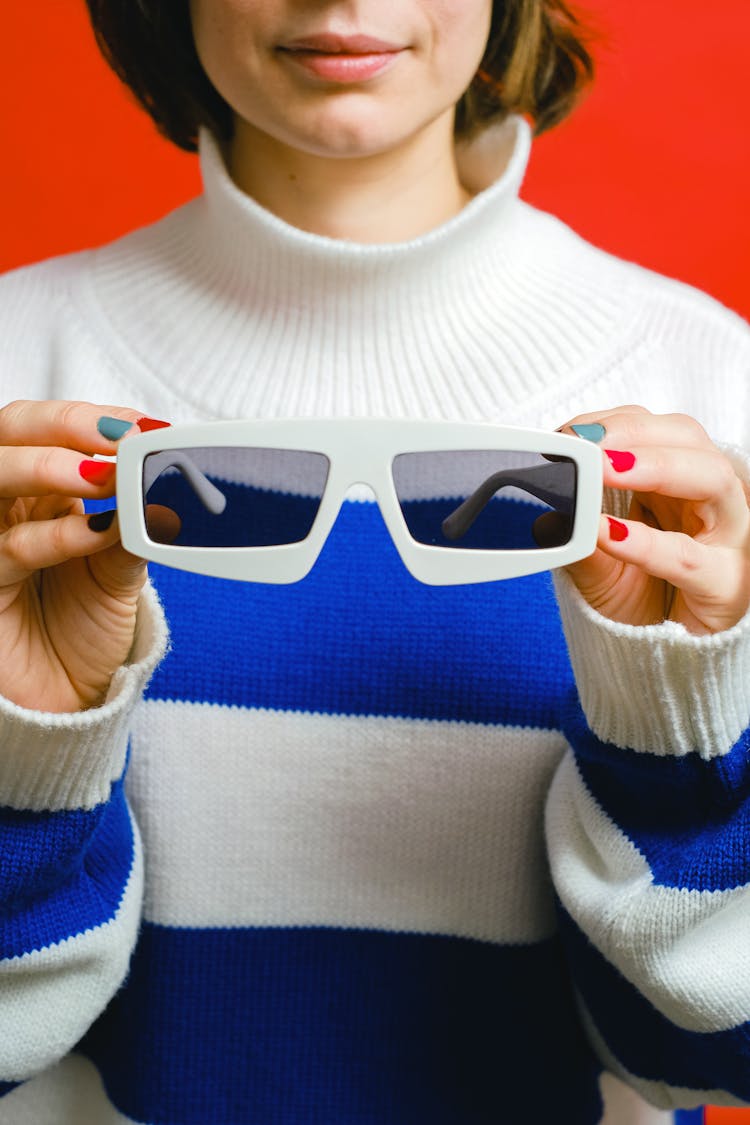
left=115, top=419, right=603, bottom=584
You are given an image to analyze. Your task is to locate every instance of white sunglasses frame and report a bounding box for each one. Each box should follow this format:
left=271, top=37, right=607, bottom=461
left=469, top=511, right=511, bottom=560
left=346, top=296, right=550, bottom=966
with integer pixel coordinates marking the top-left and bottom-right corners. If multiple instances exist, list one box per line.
left=116, top=419, right=603, bottom=585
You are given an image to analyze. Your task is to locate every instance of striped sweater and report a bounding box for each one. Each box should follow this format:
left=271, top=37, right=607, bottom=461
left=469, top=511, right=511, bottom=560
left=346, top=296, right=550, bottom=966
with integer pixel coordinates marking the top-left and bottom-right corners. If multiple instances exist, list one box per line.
left=0, top=116, right=749, bottom=1124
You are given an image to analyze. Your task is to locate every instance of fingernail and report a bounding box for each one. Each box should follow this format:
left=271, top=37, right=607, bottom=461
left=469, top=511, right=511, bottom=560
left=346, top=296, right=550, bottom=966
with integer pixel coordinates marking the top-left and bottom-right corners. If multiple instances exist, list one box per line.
left=605, top=449, right=636, bottom=472
left=87, top=509, right=116, bottom=532
left=97, top=416, right=133, bottom=441
left=137, top=416, right=171, bottom=432
left=79, top=459, right=116, bottom=485
left=571, top=423, right=606, bottom=443
left=607, top=516, right=629, bottom=542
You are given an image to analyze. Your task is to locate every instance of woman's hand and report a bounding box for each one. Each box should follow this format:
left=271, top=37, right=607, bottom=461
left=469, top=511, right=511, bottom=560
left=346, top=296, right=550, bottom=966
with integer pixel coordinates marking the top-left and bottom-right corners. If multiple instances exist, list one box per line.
left=559, top=406, right=750, bottom=635
left=0, top=399, right=160, bottom=713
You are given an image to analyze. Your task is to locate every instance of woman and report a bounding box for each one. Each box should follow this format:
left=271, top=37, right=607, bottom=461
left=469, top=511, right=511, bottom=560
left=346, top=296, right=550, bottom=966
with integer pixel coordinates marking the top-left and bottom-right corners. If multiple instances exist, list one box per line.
left=0, top=1, right=748, bottom=1122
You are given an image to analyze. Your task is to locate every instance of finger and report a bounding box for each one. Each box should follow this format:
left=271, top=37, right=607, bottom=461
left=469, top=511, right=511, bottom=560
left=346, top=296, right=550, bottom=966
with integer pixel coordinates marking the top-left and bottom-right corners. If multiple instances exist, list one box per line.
left=599, top=445, right=749, bottom=542
left=26, top=495, right=83, bottom=522
left=0, top=400, right=156, bottom=456
left=557, top=404, right=652, bottom=438
left=559, top=408, right=714, bottom=452
left=0, top=446, right=120, bottom=501
left=590, top=513, right=749, bottom=621
left=86, top=524, right=153, bottom=598
left=0, top=509, right=141, bottom=587
left=0, top=492, right=83, bottom=528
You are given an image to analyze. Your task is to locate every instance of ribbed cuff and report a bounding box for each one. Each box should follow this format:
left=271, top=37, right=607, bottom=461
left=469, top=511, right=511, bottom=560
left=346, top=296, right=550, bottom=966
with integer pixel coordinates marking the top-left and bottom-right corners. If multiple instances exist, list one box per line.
left=0, top=582, right=169, bottom=812
left=554, top=568, right=750, bottom=758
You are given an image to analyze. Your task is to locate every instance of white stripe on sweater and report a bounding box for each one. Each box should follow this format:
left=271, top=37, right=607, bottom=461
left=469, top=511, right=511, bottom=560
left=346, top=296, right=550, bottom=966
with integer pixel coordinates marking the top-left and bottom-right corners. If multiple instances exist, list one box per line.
left=127, top=699, right=565, bottom=942
left=0, top=817, right=143, bottom=1081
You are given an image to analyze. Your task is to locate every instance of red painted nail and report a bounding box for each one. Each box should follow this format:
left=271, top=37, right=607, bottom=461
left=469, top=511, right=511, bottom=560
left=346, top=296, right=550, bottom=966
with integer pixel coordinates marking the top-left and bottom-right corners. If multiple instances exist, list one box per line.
left=605, top=449, right=636, bottom=472
left=79, top=459, right=116, bottom=486
left=607, top=516, right=629, bottom=542
left=137, top=416, right=171, bottom=432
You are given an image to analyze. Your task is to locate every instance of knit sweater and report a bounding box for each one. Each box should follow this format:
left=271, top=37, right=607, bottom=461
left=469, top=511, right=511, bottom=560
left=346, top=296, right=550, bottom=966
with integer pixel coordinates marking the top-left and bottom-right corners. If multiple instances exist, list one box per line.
left=0, top=115, right=749, bottom=1125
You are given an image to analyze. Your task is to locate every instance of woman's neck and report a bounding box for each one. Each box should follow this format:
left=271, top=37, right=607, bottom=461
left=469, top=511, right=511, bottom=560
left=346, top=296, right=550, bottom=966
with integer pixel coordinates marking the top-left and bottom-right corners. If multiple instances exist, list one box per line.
left=227, top=112, right=473, bottom=243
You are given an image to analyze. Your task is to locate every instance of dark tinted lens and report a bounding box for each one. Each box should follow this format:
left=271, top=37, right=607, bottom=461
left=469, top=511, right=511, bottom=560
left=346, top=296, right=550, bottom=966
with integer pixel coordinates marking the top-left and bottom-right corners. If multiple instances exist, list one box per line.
left=392, top=450, right=576, bottom=550
left=142, top=447, right=329, bottom=547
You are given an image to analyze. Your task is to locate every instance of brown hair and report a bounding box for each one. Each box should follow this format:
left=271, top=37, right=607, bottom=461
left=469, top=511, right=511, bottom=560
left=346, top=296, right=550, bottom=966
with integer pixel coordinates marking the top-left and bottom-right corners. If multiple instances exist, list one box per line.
left=84, top=0, right=594, bottom=152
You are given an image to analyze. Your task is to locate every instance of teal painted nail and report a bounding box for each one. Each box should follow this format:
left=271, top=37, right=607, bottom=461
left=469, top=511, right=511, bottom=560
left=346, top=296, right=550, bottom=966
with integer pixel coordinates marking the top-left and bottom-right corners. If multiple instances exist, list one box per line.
left=97, top=416, right=133, bottom=441
left=571, top=422, right=606, bottom=443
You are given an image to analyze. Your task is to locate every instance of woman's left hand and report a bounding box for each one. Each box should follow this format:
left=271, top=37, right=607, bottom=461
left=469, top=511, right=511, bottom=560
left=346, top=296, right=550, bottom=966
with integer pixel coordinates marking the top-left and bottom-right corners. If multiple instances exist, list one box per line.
left=559, top=406, right=750, bottom=635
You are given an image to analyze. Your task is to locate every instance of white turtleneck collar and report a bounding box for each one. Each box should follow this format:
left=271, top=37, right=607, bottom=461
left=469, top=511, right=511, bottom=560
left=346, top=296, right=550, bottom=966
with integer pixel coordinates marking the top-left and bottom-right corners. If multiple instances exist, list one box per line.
left=194, top=116, right=531, bottom=282
left=86, top=115, right=628, bottom=424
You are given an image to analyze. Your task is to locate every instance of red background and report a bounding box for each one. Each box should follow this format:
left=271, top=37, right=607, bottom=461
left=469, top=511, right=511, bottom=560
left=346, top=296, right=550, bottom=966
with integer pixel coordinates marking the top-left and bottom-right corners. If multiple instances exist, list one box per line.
left=2, top=1, right=749, bottom=324
left=1, top=4, right=749, bottom=1122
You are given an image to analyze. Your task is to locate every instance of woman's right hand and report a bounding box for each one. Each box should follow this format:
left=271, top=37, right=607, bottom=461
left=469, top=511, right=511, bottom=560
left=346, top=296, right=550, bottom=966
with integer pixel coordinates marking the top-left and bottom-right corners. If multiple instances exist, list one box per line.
left=0, top=399, right=160, bottom=714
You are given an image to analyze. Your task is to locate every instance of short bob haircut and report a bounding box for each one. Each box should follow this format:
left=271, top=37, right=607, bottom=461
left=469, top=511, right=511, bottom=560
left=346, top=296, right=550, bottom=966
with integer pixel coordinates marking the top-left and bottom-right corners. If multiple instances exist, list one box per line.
left=85, top=0, right=594, bottom=152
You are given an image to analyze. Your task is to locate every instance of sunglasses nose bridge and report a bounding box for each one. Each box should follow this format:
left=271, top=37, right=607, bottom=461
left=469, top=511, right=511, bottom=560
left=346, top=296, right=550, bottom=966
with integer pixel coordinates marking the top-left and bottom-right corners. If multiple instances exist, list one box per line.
left=327, top=438, right=391, bottom=493
left=322, top=453, right=401, bottom=540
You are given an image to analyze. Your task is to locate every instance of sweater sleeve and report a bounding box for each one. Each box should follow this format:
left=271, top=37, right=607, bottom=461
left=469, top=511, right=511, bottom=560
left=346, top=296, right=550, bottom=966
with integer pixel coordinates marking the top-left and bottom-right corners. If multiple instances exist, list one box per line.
left=0, top=581, right=168, bottom=1085
left=547, top=515, right=750, bottom=1113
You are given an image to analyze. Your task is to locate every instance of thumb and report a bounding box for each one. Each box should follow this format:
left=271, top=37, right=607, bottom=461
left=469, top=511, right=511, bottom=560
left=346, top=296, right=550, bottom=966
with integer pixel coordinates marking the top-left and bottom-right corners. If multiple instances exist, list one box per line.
left=86, top=511, right=150, bottom=600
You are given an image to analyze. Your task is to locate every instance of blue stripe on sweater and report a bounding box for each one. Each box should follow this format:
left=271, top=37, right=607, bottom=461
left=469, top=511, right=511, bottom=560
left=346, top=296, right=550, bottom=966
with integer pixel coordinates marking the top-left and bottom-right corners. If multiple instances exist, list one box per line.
left=79, top=924, right=603, bottom=1125
left=145, top=500, right=574, bottom=727
left=0, top=776, right=134, bottom=959
left=563, top=700, right=750, bottom=892
left=557, top=904, right=750, bottom=1103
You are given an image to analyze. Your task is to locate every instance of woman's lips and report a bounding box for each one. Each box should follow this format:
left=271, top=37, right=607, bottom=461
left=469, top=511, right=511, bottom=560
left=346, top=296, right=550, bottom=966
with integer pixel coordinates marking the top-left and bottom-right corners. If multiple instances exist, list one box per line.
left=278, top=34, right=405, bottom=83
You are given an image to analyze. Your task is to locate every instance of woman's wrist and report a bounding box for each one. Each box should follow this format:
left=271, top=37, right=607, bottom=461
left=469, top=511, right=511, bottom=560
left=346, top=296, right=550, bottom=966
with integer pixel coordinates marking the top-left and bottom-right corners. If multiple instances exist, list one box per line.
left=0, top=582, right=168, bottom=811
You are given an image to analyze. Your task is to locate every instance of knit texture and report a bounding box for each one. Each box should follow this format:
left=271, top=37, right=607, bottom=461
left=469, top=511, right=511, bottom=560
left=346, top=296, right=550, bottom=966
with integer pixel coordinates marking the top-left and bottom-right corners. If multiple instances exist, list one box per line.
left=0, top=115, right=749, bottom=1124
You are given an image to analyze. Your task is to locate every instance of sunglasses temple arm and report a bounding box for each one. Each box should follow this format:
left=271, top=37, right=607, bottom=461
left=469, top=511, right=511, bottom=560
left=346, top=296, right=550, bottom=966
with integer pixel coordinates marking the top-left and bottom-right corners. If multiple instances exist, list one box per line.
left=441, top=463, right=575, bottom=541
left=142, top=451, right=227, bottom=515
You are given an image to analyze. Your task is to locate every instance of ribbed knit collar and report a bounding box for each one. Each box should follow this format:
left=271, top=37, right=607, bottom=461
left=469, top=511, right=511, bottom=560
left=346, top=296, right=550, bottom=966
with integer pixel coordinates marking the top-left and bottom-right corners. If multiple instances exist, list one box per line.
left=194, top=115, right=531, bottom=288
left=87, top=115, right=627, bottom=423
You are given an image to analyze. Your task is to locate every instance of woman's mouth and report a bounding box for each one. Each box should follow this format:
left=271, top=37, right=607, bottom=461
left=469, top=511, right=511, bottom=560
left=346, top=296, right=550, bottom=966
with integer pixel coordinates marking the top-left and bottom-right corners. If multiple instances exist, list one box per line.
left=277, top=34, right=406, bottom=83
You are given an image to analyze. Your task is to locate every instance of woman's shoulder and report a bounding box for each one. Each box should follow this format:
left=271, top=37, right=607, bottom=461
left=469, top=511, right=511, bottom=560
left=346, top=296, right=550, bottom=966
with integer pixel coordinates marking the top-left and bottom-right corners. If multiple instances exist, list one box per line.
left=0, top=200, right=199, bottom=401
left=0, top=252, right=93, bottom=400
left=0, top=249, right=84, bottom=314
left=1, top=189, right=199, bottom=301
left=518, top=198, right=749, bottom=353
